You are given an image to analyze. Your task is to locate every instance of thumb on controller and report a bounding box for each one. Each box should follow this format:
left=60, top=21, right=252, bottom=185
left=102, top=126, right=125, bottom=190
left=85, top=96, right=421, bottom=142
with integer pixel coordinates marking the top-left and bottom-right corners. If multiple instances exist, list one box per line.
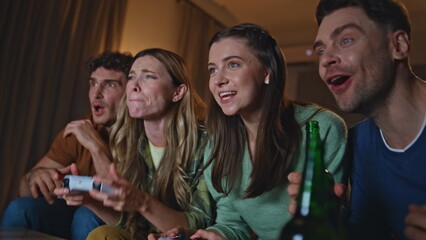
left=109, top=163, right=126, bottom=185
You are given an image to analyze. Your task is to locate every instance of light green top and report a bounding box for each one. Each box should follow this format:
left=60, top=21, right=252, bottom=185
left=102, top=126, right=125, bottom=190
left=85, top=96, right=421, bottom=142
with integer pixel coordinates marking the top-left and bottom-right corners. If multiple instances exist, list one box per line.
left=148, top=140, right=164, bottom=170
left=204, top=104, right=348, bottom=240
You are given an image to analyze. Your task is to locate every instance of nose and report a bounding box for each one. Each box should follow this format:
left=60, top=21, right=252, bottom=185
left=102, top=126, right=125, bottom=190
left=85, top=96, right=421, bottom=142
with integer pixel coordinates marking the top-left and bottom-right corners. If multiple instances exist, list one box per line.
left=127, top=80, right=141, bottom=93
left=213, top=71, right=229, bottom=87
left=320, top=49, right=340, bottom=68
left=93, top=85, right=103, bottom=99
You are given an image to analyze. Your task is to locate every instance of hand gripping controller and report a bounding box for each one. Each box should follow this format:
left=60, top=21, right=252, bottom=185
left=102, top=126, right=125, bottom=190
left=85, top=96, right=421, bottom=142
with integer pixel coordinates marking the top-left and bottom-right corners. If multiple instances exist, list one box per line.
left=158, top=233, right=201, bottom=240
left=62, top=175, right=114, bottom=194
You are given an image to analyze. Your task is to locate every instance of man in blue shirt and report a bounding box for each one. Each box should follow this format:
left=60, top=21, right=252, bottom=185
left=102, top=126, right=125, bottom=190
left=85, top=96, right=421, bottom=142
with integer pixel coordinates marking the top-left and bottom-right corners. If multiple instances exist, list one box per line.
left=288, top=0, right=426, bottom=239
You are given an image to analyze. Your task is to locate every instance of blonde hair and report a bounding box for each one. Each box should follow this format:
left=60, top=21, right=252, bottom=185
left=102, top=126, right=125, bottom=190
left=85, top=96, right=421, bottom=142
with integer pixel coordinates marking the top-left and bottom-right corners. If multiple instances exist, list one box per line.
left=110, top=48, right=206, bottom=237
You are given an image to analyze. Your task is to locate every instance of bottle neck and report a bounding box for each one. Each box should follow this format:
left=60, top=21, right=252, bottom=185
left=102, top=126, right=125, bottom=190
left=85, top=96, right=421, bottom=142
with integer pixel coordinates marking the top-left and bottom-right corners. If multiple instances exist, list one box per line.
left=296, top=121, right=329, bottom=218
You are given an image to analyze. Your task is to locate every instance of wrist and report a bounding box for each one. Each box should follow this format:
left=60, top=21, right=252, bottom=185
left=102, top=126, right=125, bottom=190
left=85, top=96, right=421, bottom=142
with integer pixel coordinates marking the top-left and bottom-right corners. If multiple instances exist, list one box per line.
left=138, top=192, right=152, bottom=214
left=90, top=143, right=111, bottom=159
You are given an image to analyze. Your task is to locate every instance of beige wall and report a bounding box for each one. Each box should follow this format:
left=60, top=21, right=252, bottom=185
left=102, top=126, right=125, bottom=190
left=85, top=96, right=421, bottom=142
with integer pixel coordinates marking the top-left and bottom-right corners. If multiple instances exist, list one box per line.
left=119, top=0, right=185, bottom=55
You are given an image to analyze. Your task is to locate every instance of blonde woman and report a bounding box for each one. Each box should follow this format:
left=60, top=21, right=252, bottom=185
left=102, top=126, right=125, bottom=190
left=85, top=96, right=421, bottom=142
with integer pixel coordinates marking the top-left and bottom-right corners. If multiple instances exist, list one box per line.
left=84, top=48, right=213, bottom=239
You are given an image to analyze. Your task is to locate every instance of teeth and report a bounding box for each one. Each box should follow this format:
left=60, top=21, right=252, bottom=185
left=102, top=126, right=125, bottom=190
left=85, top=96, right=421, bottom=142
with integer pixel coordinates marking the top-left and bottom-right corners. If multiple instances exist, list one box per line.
left=330, top=76, right=349, bottom=85
left=219, top=91, right=237, bottom=98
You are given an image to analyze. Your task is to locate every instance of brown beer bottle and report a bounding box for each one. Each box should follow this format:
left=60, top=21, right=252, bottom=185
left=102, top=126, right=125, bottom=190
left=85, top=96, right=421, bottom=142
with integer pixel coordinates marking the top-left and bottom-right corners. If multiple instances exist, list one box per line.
left=280, top=121, right=347, bottom=240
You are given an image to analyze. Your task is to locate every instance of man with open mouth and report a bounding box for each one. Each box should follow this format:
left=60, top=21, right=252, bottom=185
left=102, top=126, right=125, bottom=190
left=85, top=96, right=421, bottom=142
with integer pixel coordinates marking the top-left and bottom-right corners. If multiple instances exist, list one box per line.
left=1, top=51, right=133, bottom=240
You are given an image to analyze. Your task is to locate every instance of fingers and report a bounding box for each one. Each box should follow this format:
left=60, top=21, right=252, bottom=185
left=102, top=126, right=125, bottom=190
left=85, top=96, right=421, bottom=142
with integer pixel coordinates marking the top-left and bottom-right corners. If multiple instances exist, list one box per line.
left=35, top=175, right=57, bottom=204
left=405, top=225, right=426, bottom=240
left=29, top=183, right=40, bottom=199
left=54, top=187, right=69, bottom=196
left=109, top=163, right=120, bottom=180
left=288, top=172, right=302, bottom=184
left=287, top=172, right=302, bottom=216
left=409, top=205, right=426, bottom=214
left=147, top=233, right=160, bottom=240
left=63, top=121, right=79, bottom=137
left=63, top=120, right=93, bottom=137
left=404, top=205, right=426, bottom=240
left=55, top=186, right=87, bottom=206
left=165, top=227, right=185, bottom=237
left=38, top=183, right=55, bottom=204
left=70, top=163, right=79, bottom=175
left=406, top=207, right=426, bottom=229
left=89, top=188, right=109, bottom=202
left=25, top=173, right=40, bottom=199
left=334, top=184, right=346, bottom=198
left=56, top=163, right=79, bottom=179
left=287, top=182, right=300, bottom=199
left=148, top=227, right=186, bottom=240
left=63, top=193, right=86, bottom=206
left=57, top=164, right=71, bottom=174
left=288, top=201, right=297, bottom=216
left=191, top=229, right=224, bottom=240
left=109, top=164, right=128, bottom=186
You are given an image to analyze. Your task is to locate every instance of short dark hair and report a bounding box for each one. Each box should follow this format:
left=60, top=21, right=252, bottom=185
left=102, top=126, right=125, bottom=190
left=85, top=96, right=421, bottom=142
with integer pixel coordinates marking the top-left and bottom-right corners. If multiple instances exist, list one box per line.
left=86, top=51, right=133, bottom=75
left=315, top=0, right=411, bottom=37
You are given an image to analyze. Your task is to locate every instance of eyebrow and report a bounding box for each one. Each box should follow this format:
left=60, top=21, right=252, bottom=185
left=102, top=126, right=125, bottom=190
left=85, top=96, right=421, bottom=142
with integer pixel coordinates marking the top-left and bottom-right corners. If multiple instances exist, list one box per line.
left=207, top=55, right=245, bottom=67
left=89, top=78, right=122, bottom=85
left=312, top=23, right=364, bottom=50
left=141, top=69, right=156, bottom=74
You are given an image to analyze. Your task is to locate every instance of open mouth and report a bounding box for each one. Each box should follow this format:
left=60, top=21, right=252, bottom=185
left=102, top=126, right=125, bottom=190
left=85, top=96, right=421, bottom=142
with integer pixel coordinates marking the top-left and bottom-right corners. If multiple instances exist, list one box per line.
left=93, top=104, right=105, bottom=114
left=329, top=75, right=350, bottom=86
left=219, top=91, right=237, bottom=100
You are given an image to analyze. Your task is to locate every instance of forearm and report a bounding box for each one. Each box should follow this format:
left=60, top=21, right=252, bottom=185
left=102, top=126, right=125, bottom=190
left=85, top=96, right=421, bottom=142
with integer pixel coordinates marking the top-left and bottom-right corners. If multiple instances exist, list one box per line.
left=89, top=142, right=112, bottom=177
left=140, top=194, right=188, bottom=232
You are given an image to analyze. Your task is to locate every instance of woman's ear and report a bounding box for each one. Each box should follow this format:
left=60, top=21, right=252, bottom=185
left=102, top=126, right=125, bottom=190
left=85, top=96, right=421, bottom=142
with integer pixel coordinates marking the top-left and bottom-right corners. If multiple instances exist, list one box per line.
left=391, top=30, right=410, bottom=60
left=172, top=84, right=188, bottom=102
left=264, top=69, right=271, bottom=85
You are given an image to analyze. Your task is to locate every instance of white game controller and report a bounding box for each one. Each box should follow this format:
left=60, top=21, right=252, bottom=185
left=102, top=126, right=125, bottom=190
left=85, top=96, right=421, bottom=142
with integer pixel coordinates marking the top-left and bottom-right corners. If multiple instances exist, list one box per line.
left=62, top=175, right=114, bottom=194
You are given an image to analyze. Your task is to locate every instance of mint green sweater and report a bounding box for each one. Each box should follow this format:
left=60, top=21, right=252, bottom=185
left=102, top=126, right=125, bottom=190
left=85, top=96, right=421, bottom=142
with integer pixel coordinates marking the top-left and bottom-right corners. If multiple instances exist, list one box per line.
left=204, top=104, right=348, bottom=240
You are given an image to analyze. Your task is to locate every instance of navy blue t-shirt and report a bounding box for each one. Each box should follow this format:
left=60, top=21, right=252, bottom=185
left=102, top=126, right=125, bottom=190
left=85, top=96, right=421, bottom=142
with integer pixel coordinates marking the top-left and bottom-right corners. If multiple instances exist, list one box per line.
left=349, top=118, right=426, bottom=240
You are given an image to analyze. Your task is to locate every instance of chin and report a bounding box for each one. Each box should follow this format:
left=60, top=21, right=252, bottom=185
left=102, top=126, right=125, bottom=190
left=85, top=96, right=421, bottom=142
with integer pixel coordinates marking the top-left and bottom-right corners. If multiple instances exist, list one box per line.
left=222, top=110, right=238, bottom=116
left=336, top=100, right=359, bottom=113
left=93, top=116, right=109, bottom=125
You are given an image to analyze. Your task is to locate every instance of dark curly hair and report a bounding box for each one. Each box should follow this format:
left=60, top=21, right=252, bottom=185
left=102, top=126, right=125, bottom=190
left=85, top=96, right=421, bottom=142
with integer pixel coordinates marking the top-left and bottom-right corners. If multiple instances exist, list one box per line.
left=86, top=51, right=133, bottom=75
left=316, top=0, right=411, bottom=38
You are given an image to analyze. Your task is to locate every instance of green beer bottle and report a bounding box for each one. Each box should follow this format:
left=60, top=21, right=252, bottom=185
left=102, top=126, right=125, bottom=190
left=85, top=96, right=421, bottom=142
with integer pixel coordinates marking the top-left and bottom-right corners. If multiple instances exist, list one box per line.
left=280, top=121, right=347, bottom=240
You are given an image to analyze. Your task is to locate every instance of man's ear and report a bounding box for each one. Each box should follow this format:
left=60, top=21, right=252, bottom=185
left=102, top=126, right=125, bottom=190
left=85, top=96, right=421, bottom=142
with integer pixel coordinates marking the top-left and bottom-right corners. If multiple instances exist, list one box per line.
left=172, top=84, right=188, bottom=102
left=391, top=30, right=410, bottom=60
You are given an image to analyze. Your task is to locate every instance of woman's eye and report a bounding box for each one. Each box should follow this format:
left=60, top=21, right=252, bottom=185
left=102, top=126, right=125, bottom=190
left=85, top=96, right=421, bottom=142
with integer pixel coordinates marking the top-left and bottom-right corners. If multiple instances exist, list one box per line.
left=229, top=62, right=239, bottom=68
left=146, top=75, right=156, bottom=80
left=127, top=76, right=135, bottom=81
left=208, top=67, right=217, bottom=75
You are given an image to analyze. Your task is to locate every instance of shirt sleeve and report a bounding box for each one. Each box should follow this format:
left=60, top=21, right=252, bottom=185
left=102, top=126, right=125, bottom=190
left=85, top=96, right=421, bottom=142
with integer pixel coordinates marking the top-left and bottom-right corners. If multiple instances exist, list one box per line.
left=203, top=144, right=251, bottom=240
left=319, top=111, right=348, bottom=185
left=45, top=128, right=79, bottom=167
